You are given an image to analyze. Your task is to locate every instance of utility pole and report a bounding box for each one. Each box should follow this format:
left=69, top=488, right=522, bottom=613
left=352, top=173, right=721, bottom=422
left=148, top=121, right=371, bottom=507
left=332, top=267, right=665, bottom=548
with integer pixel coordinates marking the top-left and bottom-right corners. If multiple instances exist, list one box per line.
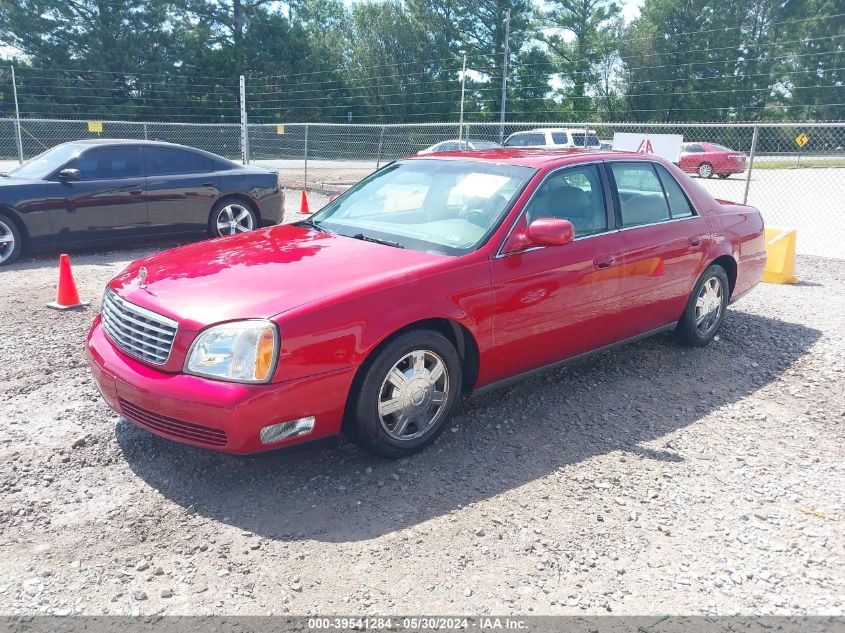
left=11, top=66, right=24, bottom=164
left=498, top=10, right=511, bottom=144
left=458, top=54, right=467, bottom=146
left=239, top=75, right=249, bottom=164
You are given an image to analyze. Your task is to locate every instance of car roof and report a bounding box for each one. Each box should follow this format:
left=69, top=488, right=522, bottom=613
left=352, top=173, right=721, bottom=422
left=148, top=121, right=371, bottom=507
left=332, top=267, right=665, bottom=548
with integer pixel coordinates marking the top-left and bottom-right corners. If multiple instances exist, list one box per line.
left=407, top=147, right=648, bottom=168
left=65, top=139, right=203, bottom=149
left=513, top=128, right=596, bottom=134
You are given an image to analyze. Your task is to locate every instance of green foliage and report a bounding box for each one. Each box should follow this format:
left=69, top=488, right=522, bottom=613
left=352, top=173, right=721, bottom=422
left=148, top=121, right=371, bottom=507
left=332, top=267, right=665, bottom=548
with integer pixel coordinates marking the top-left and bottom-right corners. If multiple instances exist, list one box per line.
left=0, top=0, right=840, bottom=122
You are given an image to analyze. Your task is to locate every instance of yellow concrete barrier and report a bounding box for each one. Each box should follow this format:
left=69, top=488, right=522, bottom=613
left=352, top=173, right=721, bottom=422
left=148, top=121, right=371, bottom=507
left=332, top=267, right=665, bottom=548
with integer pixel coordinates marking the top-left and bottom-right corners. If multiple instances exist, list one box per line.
left=762, top=228, right=798, bottom=284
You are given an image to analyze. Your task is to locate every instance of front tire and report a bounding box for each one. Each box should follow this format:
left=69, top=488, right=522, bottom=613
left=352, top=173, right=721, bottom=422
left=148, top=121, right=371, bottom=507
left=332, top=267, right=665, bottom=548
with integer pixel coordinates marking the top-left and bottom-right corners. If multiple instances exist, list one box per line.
left=697, top=162, right=714, bottom=178
left=349, top=329, right=462, bottom=459
left=209, top=199, right=258, bottom=238
left=675, top=264, right=730, bottom=347
left=0, top=213, right=22, bottom=266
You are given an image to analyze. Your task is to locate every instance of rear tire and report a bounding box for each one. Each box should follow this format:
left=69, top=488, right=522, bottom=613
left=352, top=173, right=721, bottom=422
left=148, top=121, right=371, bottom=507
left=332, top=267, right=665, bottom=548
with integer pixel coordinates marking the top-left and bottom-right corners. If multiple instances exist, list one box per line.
left=717, top=173, right=730, bottom=179
left=697, top=162, right=714, bottom=178
left=349, top=329, right=462, bottom=459
left=675, top=264, right=730, bottom=347
left=0, top=213, right=22, bottom=266
left=208, top=199, right=258, bottom=238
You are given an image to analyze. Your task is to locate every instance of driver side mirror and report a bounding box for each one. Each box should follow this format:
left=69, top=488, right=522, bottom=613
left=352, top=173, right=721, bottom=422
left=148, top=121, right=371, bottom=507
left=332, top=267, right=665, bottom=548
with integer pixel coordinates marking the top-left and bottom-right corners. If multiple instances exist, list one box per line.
left=525, top=217, right=575, bottom=247
left=58, top=168, right=81, bottom=181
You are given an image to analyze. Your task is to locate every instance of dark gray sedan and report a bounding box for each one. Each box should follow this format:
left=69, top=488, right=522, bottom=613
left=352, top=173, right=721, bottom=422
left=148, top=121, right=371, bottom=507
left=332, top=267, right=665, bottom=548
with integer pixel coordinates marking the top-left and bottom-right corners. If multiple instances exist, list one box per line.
left=0, top=139, right=283, bottom=266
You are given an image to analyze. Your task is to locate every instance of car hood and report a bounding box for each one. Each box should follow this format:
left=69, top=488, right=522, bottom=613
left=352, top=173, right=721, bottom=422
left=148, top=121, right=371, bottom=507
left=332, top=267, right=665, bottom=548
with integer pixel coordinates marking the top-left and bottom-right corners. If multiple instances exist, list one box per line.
left=109, top=224, right=447, bottom=328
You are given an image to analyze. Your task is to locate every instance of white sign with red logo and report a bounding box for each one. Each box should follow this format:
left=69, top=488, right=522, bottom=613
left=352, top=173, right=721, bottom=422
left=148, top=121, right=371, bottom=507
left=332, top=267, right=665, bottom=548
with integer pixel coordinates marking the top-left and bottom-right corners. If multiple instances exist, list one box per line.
left=612, top=132, right=684, bottom=162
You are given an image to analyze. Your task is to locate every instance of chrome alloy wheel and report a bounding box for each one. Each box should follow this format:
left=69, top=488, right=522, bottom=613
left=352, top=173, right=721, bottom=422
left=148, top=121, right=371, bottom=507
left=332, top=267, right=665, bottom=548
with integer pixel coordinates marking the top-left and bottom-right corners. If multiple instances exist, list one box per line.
left=377, top=349, right=449, bottom=441
left=216, top=204, right=254, bottom=235
left=0, top=219, right=15, bottom=264
left=698, top=162, right=713, bottom=178
left=695, top=276, right=724, bottom=336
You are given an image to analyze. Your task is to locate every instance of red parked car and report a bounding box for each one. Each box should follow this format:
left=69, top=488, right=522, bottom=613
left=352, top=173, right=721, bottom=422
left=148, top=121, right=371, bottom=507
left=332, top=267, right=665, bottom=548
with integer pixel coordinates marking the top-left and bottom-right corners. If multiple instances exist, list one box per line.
left=87, top=149, right=766, bottom=459
left=679, top=142, right=747, bottom=179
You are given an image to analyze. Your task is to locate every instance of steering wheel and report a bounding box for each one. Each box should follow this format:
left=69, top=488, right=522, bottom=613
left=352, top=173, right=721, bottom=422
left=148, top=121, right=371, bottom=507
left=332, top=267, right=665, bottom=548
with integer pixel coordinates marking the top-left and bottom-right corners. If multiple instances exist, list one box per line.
left=459, top=193, right=509, bottom=227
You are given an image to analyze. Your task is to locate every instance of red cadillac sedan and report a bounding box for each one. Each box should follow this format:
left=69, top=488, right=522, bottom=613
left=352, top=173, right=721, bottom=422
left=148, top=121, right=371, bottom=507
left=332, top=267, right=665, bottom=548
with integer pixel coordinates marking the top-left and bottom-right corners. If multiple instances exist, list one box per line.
left=679, top=142, right=748, bottom=179
left=87, top=149, right=766, bottom=458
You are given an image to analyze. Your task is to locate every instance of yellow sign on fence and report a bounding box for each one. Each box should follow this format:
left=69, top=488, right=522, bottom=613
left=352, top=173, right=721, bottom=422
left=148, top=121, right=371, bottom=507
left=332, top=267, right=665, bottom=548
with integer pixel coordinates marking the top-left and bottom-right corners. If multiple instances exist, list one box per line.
left=88, top=121, right=103, bottom=133
left=276, top=125, right=285, bottom=135
left=795, top=132, right=809, bottom=148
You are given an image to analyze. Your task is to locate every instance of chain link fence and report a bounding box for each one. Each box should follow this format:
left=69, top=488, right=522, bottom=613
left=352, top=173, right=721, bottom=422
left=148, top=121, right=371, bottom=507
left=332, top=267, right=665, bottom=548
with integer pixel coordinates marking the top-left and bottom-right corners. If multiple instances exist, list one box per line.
left=1, top=118, right=843, bottom=258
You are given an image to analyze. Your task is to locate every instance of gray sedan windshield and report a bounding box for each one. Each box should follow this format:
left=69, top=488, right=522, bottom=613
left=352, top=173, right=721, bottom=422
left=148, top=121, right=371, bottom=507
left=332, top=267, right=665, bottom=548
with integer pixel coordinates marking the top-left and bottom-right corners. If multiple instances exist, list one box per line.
left=7, top=144, right=84, bottom=180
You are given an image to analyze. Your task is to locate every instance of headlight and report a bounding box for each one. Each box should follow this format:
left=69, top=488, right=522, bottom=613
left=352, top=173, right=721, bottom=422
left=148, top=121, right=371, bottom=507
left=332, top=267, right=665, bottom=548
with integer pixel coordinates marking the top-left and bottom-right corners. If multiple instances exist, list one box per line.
left=185, top=320, right=278, bottom=383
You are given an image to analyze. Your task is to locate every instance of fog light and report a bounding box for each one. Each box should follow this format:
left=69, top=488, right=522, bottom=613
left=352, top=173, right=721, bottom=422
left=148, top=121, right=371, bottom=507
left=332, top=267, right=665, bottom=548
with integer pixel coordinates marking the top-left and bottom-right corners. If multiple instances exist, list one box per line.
left=259, top=416, right=315, bottom=444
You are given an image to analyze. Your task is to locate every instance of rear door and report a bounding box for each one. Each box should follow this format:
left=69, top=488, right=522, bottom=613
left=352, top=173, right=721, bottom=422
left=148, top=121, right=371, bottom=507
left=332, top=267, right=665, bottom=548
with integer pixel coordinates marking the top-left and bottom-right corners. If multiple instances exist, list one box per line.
left=608, top=160, right=711, bottom=339
left=489, top=163, right=624, bottom=380
left=143, top=147, right=220, bottom=233
left=47, top=146, right=148, bottom=244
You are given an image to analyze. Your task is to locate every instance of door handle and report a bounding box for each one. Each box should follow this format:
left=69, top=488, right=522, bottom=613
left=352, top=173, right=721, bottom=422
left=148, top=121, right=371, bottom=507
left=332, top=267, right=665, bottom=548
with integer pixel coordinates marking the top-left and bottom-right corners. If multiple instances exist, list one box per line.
left=689, top=235, right=702, bottom=247
left=128, top=188, right=143, bottom=196
left=593, top=256, right=616, bottom=270
left=201, top=182, right=214, bottom=187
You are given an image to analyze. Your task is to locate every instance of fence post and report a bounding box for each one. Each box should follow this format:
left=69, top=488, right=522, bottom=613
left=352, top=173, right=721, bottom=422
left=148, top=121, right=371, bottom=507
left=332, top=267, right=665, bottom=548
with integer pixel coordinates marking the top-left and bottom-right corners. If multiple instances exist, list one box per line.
left=303, top=124, right=309, bottom=191
left=743, top=125, right=758, bottom=205
left=143, top=123, right=148, bottom=140
left=239, top=75, right=249, bottom=164
left=10, top=65, right=24, bottom=164
left=376, top=126, right=385, bottom=170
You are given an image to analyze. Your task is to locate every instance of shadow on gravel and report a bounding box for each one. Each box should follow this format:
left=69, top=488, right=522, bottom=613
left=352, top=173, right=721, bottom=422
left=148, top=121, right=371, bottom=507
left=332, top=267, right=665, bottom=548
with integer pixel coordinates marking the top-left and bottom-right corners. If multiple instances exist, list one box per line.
left=1, top=236, right=206, bottom=272
left=118, top=310, right=821, bottom=543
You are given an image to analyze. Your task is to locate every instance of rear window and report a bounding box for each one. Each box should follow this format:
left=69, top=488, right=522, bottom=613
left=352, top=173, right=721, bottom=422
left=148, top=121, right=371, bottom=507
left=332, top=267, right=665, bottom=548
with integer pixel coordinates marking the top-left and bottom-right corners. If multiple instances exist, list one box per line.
left=572, top=134, right=600, bottom=147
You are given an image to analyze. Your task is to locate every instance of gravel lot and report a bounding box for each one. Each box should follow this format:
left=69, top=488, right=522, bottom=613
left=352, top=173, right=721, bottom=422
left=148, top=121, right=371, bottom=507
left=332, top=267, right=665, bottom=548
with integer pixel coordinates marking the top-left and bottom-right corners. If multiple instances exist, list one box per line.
left=0, top=207, right=843, bottom=617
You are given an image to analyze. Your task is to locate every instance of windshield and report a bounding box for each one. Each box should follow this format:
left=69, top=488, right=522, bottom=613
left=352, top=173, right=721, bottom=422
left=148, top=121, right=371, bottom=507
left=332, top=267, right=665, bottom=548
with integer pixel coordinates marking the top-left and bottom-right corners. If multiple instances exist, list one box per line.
left=7, top=144, right=83, bottom=180
left=310, top=159, right=536, bottom=255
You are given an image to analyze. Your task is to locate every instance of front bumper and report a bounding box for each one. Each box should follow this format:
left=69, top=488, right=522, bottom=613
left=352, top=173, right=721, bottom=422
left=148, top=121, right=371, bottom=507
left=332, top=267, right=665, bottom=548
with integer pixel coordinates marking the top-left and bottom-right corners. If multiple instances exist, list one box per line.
left=86, top=316, right=356, bottom=454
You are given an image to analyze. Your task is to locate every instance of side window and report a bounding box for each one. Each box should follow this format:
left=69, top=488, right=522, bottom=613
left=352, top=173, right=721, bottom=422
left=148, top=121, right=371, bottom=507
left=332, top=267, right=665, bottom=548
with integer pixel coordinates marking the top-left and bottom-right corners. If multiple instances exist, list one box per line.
left=145, top=148, right=214, bottom=176
left=525, top=133, right=546, bottom=146
left=437, top=142, right=459, bottom=152
left=551, top=132, right=570, bottom=145
left=504, top=134, right=524, bottom=147
left=72, top=147, right=143, bottom=180
left=685, top=144, right=705, bottom=153
left=524, top=164, right=607, bottom=236
left=610, top=163, right=671, bottom=227
left=655, top=164, right=694, bottom=218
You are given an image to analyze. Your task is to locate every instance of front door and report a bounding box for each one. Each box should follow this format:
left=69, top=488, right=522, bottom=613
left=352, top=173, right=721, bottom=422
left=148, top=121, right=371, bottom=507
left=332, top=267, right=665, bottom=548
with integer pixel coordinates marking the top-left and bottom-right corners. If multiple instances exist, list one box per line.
left=489, top=163, right=624, bottom=382
left=47, top=146, right=147, bottom=244
left=607, top=161, right=712, bottom=339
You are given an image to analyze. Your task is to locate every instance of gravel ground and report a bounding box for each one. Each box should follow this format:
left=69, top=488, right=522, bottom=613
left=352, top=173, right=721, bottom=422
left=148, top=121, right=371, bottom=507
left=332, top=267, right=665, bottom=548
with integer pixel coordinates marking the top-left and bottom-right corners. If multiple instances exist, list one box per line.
left=0, top=208, right=843, bottom=617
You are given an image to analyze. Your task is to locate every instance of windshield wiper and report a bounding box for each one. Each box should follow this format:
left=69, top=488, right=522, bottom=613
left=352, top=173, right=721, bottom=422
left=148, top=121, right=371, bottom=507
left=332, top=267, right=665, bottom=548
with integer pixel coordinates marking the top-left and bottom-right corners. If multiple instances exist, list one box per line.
left=296, top=219, right=329, bottom=233
left=351, top=233, right=405, bottom=249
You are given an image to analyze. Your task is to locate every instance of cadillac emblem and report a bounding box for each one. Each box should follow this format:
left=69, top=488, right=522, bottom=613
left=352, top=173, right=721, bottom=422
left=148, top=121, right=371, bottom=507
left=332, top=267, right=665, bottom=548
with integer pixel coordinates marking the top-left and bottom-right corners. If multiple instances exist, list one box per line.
left=138, top=266, right=148, bottom=289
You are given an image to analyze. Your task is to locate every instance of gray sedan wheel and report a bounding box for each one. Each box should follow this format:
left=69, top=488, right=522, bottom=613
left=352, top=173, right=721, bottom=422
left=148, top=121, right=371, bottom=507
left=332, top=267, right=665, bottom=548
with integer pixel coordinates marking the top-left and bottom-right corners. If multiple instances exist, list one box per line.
left=0, top=214, right=22, bottom=266
left=697, top=162, right=714, bottom=178
left=210, top=201, right=257, bottom=237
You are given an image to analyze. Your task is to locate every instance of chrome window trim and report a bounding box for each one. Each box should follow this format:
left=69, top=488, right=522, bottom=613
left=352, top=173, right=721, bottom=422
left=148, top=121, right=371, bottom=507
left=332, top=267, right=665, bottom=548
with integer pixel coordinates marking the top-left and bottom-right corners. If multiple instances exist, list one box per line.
left=494, top=160, right=614, bottom=259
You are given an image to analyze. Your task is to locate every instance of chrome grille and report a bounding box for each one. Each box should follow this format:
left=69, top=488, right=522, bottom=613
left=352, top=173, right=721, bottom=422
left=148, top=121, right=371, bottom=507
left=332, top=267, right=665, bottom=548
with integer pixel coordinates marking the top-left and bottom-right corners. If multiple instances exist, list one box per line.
left=101, top=290, right=178, bottom=365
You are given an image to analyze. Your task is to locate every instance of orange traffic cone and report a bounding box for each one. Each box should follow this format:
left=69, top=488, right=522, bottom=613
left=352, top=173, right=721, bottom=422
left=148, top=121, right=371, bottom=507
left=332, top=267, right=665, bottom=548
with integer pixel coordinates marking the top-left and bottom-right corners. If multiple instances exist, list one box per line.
left=47, top=254, right=90, bottom=310
left=299, top=191, right=310, bottom=214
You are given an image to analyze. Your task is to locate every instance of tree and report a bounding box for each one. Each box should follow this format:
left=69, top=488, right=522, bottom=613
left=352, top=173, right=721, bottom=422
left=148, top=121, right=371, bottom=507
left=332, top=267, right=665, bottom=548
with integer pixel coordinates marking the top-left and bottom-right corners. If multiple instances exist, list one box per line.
left=541, top=0, right=622, bottom=118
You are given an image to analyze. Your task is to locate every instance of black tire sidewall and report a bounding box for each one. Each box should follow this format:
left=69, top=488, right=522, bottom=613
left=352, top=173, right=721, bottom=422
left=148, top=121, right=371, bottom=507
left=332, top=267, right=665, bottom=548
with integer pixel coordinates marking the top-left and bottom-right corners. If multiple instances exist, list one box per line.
left=352, top=330, right=462, bottom=459
left=0, top=213, right=22, bottom=266
left=208, top=199, right=258, bottom=238
left=677, top=265, right=730, bottom=347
